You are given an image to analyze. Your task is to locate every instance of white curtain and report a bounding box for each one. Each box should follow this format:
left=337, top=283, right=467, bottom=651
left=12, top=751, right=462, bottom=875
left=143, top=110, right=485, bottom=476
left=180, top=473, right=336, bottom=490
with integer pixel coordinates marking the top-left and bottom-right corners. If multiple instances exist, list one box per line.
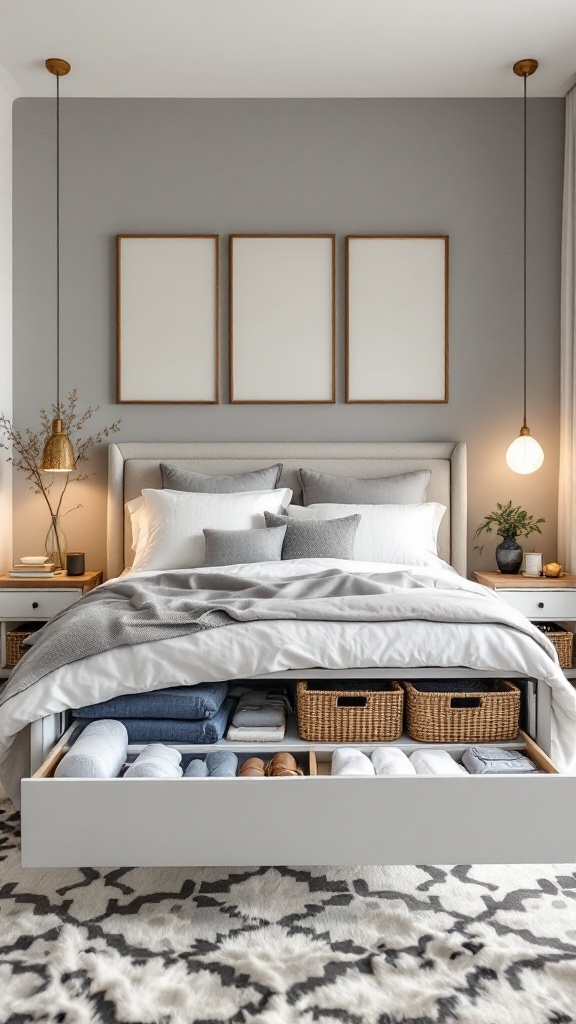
left=559, top=87, right=576, bottom=570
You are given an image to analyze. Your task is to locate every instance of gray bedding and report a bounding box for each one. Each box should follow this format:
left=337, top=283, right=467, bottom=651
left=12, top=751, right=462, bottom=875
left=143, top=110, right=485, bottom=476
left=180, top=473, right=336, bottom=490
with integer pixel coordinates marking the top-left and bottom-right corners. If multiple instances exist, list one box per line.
left=0, top=566, right=554, bottom=712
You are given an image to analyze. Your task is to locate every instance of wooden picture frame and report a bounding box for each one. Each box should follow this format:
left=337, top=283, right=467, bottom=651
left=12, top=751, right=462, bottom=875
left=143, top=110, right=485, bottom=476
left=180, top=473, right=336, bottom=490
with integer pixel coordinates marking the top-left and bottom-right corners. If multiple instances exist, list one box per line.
left=117, top=235, right=219, bottom=404
left=229, top=234, right=335, bottom=404
left=346, top=235, right=449, bottom=403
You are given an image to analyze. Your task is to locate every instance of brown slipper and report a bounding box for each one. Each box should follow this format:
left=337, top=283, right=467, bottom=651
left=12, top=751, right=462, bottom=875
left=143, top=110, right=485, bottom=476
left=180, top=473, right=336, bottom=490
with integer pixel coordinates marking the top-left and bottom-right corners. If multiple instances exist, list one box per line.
left=265, top=752, right=304, bottom=777
left=238, top=757, right=266, bottom=777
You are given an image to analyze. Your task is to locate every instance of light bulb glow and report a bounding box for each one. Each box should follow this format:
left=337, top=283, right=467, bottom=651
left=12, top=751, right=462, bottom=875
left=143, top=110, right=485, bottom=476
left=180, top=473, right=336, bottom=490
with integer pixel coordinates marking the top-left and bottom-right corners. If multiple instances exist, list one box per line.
left=506, top=433, right=544, bottom=474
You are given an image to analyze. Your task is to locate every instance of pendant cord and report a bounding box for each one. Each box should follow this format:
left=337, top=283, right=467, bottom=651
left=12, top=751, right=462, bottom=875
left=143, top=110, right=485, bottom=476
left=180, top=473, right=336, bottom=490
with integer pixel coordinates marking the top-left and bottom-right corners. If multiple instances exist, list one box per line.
left=522, top=73, right=527, bottom=430
left=56, top=73, right=60, bottom=412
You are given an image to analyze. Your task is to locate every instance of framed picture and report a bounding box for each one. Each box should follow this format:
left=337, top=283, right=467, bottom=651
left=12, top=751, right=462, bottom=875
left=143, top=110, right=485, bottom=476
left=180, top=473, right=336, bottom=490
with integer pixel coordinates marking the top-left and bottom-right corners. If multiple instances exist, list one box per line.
left=117, top=235, right=219, bottom=404
left=346, top=235, right=448, bottom=403
left=229, top=234, right=335, bottom=403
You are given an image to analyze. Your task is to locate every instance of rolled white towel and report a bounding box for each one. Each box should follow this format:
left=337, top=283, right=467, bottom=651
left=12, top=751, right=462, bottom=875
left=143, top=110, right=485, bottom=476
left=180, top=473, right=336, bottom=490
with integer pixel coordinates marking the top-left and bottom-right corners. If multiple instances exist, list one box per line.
left=55, top=720, right=128, bottom=779
left=331, top=748, right=375, bottom=776
left=371, top=747, right=417, bottom=776
left=409, top=749, right=468, bottom=776
left=125, top=743, right=183, bottom=778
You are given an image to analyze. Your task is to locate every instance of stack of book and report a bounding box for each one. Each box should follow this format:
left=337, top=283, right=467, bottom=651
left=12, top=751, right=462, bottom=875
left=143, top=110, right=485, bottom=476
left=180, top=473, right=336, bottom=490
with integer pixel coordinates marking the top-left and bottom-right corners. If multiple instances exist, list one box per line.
left=9, top=561, right=58, bottom=579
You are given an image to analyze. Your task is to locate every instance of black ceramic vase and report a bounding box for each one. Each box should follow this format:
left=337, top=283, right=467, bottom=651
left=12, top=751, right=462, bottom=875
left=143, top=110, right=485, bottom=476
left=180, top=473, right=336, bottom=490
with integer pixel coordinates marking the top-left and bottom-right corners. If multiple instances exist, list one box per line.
left=495, top=535, right=523, bottom=574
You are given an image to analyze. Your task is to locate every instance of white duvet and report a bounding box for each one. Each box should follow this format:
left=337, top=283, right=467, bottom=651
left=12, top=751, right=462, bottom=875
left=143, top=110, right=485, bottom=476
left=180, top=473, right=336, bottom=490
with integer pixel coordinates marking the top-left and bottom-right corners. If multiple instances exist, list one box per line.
left=1, top=557, right=576, bottom=805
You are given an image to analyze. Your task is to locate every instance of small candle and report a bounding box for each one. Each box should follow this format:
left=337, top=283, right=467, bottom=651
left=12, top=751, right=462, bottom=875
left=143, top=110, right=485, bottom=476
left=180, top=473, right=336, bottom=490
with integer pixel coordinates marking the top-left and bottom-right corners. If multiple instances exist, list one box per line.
left=524, top=552, right=542, bottom=577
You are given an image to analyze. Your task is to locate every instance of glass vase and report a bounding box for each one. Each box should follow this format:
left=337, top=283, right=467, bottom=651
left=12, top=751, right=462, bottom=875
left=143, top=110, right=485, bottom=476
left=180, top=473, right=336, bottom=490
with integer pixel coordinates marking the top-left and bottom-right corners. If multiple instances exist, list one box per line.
left=45, top=516, right=67, bottom=570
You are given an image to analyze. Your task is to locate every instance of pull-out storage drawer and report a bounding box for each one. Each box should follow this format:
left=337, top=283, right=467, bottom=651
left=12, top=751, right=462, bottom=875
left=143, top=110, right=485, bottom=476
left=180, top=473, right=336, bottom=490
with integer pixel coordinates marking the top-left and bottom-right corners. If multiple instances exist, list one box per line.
left=20, top=730, right=576, bottom=868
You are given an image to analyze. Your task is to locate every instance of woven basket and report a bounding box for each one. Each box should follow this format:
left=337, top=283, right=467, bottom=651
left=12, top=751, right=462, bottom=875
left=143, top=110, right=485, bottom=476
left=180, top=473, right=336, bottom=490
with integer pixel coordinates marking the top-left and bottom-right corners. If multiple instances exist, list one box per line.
left=5, top=624, right=38, bottom=668
left=404, top=680, right=520, bottom=744
left=296, top=680, right=404, bottom=743
left=533, top=622, right=574, bottom=670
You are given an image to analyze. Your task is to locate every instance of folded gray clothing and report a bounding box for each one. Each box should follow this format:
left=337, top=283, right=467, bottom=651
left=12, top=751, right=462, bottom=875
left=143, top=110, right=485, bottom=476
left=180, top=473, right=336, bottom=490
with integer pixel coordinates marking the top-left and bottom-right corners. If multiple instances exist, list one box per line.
left=226, top=723, right=286, bottom=742
left=55, top=720, right=128, bottom=779
left=462, top=746, right=540, bottom=775
left=184, top=758, right=208, bottom=777
left=206, top=750, right=238, bottom=777
left=125, top=743, right=183, bottom=778
left=72, top=682, right=228, bottom=721
left=115, top=698, right=234, bottom=743
left=231, top=690, right=289, bottom=728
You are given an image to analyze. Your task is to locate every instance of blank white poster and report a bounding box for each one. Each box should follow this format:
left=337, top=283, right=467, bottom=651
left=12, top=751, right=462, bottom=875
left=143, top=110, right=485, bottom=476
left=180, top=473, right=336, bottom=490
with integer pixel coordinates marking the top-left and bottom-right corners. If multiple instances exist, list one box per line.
left=230, top=236, right=335, bottom=403
left=118, top=236, right=218, bottom=403
left=346, top=236, right=448, bottom=402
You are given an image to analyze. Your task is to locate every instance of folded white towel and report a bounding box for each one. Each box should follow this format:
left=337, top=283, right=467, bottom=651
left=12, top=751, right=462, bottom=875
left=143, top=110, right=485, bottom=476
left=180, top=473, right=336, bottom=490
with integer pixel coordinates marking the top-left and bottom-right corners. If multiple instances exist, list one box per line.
left=409, top=749, right=468, bottom=776
left=226, top=724, right=286, bottom=742
left=125, top=743, right=183, bottom=778
left=331, top=748, right=375, bottom=776
left=371, top=747, right=417, bottom=776
left=55, top=720, right=128, bottom=779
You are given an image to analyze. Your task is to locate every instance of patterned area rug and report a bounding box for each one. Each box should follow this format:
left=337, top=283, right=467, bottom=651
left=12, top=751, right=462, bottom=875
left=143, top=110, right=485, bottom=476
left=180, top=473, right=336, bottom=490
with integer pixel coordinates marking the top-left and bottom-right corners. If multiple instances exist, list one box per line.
left=1, top=801, right=576, bottom=1023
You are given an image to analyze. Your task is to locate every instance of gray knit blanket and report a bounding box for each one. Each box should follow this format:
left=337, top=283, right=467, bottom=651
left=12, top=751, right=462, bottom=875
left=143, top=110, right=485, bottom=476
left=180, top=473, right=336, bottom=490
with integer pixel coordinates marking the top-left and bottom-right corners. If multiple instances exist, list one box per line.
left=0, top=567, right=555, bottom=710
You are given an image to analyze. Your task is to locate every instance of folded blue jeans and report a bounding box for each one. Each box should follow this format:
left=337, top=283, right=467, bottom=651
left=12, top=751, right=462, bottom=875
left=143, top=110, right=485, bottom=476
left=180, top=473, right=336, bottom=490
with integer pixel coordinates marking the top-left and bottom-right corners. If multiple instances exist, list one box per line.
left=72, top=682, right=228, bottom=721
left=113, top=698, right=234, bottom=743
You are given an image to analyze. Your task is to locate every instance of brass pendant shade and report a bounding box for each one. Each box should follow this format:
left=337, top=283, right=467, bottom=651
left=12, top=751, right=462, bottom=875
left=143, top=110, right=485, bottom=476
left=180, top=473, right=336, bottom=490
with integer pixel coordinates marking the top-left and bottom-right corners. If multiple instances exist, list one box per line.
left=41, top=58, right=75, bottom=473
left=41, top=418, right=76, bottom=472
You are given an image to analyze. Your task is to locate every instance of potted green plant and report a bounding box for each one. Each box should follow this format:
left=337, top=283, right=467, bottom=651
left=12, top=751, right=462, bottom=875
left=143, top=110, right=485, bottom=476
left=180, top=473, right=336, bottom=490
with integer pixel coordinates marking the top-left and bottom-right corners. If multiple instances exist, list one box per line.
left=474, top=500, right=545, bottom=574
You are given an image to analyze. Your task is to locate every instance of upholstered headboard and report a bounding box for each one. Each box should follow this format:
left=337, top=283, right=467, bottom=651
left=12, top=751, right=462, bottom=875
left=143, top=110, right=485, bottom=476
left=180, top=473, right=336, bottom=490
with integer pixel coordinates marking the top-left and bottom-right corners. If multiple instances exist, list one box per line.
left=107, top=441, right=467, bottom=579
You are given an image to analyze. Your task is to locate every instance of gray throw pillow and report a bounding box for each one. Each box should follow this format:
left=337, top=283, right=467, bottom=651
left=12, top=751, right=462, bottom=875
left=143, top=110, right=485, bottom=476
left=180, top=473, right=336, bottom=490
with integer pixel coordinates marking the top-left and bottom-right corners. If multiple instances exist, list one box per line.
left=299, top=467, right=431, bottom=505
left=161, top=462, right=283, bottom=493
left=264, top=511, right=360, bottom=560
left=203, top=525, right=286, bottom=567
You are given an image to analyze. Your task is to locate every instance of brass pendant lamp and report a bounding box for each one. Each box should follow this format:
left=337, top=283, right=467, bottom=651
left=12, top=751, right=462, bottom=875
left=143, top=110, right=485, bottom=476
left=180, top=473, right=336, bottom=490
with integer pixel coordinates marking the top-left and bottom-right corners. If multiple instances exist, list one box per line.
left=41, top=57, right=75, bottom=473
left=505, top=58, right=544, bottom=475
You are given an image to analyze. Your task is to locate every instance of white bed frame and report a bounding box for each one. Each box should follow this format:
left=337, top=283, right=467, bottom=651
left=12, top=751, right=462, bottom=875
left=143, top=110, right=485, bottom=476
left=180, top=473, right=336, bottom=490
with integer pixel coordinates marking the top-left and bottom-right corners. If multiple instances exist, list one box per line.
left=19, top=441, right=576, bottom=867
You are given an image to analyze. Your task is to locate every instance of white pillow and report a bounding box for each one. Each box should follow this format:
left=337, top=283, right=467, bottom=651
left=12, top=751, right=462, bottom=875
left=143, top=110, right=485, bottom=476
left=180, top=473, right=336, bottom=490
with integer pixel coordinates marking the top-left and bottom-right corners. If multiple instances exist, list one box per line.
left=132, top=488, right=293, bottom=572
left=126, top=495, right=147, bottom=554
left=287, top=502, right=446, bottom=566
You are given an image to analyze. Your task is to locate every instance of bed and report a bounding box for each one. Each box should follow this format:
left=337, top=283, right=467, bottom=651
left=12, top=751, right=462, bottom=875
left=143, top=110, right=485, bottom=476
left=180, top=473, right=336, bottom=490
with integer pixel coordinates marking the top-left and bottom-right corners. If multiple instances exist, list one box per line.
left=2, top=441, right=576, bottom=867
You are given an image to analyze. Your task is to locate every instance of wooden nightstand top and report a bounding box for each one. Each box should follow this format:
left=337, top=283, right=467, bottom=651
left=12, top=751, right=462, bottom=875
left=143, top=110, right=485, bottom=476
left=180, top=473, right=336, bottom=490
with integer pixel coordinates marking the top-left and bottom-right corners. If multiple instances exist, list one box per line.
left=0, top=570, right=103, bottom=591
left=474, top=571, right=576, bottom=590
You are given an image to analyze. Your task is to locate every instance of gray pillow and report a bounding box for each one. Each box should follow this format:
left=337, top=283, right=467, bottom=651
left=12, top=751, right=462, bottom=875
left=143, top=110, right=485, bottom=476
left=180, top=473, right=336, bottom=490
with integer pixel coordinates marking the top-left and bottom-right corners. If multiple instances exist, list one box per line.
left=161, top=462, right=283, bottom=493
left=203, top=525, right=286, bottom=567
left=299, top=467, right=431, bottom=505
left=264, top=511, right=360, bottom=560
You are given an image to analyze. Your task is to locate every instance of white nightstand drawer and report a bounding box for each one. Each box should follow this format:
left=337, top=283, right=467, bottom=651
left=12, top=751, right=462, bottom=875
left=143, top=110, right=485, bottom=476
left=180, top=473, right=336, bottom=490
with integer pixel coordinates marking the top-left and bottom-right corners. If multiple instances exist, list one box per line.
left=496, top=589, right=576, bottom=620
left=0, top=590, right=82, bottom=620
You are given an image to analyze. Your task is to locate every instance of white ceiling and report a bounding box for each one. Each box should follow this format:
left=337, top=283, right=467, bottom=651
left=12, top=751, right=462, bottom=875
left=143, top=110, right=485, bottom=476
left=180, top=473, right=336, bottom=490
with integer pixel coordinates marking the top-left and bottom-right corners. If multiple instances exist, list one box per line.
left=1, top=0, right=576, bottom=99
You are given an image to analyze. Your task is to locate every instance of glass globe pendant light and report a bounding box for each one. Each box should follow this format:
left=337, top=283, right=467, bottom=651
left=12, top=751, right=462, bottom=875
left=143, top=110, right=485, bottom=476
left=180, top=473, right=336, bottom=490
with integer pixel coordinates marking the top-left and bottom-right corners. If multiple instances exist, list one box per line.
left=505, top=58, right=544, bottom=475
left=41, top=58, right=75, bottom=473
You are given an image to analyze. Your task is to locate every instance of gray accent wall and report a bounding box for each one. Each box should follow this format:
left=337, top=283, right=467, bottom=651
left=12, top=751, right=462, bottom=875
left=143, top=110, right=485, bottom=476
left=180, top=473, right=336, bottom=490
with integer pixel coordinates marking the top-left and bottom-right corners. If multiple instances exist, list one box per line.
left=0, top=86, right=12, bottom=576
left=12, top=98, right=564, bottom=575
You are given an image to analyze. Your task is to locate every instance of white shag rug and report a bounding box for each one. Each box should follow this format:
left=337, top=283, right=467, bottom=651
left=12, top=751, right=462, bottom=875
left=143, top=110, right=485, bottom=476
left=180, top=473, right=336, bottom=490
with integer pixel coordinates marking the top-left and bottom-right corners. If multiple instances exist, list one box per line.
left=1, top=800, right=576, bottom=1023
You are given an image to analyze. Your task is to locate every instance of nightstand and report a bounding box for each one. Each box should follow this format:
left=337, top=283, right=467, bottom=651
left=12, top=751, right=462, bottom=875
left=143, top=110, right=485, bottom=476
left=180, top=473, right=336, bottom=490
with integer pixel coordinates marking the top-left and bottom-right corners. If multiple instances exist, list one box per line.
left=473, top=571, right=576, bottom=677
left=0, top=570, right=103, bottom=681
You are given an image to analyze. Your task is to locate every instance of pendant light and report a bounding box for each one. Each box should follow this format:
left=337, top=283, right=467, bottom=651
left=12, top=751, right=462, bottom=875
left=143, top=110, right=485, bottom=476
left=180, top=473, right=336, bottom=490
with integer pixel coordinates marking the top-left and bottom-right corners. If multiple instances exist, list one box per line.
left=41, top=57, right=75, bottom=473
left=505, top=58, right=544, bottom=475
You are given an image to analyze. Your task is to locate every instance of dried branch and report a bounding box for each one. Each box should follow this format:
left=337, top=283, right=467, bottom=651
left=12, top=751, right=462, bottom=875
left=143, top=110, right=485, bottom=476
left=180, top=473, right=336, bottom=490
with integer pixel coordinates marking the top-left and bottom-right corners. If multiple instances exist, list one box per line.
left=0, top=391, right=120, bottom=521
